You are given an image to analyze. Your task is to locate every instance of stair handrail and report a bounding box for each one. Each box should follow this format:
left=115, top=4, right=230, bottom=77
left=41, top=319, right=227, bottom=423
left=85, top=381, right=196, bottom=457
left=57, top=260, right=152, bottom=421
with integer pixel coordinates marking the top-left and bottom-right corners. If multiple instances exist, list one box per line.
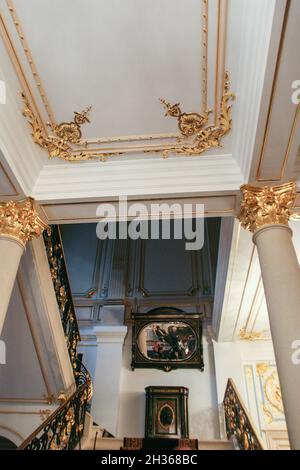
left=18, top=225, right=92, bottom=450
left=223, top=378, right=265, bottom=450
left=18, top=362, right=92, bottom=450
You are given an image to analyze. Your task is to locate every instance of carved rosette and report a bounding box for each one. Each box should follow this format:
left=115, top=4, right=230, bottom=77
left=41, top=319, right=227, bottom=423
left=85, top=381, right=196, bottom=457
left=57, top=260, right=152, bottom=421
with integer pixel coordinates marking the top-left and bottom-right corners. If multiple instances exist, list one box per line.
left=238, top=182, right=297, bottom=233
left=0, top=198, right=48, bottom=246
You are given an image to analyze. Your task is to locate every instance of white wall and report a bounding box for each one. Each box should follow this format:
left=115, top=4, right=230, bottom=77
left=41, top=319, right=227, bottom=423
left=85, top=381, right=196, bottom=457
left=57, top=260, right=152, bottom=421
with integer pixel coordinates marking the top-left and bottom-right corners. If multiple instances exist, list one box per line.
left=117, top=329, right=220, bottom=440
left=213, top=340, right=276, bottom=405
left=213, top=339, right=287, bottom=447
left=0, top=404, right=57, bottom=446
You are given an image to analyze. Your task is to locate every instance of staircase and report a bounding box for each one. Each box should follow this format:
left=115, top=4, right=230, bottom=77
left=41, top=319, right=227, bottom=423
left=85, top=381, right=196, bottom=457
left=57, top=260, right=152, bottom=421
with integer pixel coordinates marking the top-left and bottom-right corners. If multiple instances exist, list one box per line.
left=80, top=415, right=232, bottom=450
left=16, top=226, right=263, bottom=452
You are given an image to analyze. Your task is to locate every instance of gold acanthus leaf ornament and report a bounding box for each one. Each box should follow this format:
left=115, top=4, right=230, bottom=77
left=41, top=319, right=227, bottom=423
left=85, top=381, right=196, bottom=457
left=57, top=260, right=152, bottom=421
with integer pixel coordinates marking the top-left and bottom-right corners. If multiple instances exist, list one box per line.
left=239, top=182, right=297, bottom=233
left=0, top=198, right=48, bottom=246
left=21, top=93, right=111, bottom=162
left=159, top=72, right=235, bottom=158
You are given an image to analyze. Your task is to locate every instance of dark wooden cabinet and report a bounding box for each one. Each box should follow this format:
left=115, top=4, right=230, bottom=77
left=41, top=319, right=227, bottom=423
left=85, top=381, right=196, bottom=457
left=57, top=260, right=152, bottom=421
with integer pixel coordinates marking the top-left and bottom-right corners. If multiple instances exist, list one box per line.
left=145, top=386, right=189, bottom=439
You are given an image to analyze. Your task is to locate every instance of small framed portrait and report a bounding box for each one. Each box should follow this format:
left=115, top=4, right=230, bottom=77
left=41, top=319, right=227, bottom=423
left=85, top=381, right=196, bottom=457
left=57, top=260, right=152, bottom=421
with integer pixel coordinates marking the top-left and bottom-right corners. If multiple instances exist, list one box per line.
left=131, top=310, right=204, bottom=372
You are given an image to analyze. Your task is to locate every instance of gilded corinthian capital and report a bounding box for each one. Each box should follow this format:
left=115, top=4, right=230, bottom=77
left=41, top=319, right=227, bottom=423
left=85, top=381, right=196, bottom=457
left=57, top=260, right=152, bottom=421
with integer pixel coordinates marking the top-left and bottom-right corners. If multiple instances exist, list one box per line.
left=238, top=182, right=297, bottom=233
left=0, top=198, right=48, bottom=246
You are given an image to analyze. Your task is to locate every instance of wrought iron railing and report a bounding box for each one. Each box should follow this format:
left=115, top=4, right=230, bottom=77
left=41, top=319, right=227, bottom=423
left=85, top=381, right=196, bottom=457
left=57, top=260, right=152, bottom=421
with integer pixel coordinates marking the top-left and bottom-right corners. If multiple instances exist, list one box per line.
left=224, top=379, right=264, bottom=451
left=18, top=362, right=91, bottom=450
left=43, top=226, right=81, bottom=378
left=18, top=225, right=92, bottom=450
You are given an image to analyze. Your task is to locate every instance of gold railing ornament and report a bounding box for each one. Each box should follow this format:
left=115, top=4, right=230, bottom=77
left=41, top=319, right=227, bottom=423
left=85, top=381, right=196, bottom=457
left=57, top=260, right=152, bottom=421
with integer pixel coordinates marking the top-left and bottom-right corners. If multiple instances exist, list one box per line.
left=0, top=198, right=48, bottom=246
left=224, top=379, right=264, bottom=450
left=238, top=182, right=297, bottom=233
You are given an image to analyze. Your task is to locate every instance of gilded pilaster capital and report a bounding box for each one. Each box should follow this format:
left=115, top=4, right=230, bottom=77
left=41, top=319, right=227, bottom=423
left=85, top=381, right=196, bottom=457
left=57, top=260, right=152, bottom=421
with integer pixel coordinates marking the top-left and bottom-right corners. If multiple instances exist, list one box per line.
left=0, top=198, right=48, bottom=246
left=238, top=182, right=297, bottom=233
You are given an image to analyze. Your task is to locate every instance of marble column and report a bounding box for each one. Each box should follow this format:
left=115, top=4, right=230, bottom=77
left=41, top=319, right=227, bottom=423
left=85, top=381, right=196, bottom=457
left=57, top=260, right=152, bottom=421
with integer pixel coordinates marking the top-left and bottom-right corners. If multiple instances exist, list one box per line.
left=92, top=325, right=127, bottom=436
left=238, top=182, right=300, bottom=450
left=0, top=198, right=47, bottom=334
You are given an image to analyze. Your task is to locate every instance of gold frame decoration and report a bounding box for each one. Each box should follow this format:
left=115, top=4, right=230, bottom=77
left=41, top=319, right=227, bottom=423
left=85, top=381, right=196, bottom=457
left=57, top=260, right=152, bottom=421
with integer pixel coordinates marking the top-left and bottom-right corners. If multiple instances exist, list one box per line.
left=21, top=72, right=235, bottom=162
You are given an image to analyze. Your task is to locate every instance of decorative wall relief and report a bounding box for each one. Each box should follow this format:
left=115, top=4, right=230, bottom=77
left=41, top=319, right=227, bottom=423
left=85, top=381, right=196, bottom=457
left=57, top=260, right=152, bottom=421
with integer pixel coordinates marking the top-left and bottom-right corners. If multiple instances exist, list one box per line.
left=243, top=362, right=286, bottom=448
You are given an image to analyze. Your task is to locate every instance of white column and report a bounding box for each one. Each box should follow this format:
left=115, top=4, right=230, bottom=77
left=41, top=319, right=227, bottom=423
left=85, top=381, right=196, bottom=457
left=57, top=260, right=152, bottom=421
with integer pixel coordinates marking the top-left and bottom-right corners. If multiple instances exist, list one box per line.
left=239, top=183, right=300, bottom=450
left=0, top=236, right=24, bottom=333
left=92, top=326, right=127, bottom=436
left=254, top=224, right=300, bottom=449
left=0, top=199, right=47, bottom=336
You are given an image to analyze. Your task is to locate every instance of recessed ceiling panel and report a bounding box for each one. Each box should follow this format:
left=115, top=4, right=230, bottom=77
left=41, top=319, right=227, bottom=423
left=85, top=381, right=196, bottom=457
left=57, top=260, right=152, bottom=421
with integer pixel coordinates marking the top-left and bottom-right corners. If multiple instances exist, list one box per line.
left=0, top=0, right=233, bottom=161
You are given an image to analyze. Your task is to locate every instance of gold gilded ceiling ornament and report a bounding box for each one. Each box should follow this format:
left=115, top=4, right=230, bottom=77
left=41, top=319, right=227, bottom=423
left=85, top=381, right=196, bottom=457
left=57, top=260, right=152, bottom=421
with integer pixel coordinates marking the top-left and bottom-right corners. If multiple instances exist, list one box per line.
left=21, top=93, right=107, bottom=161
left=48, top=106, right=92, bottom=144
left=159, top=71, right=235, bottom=158
left=238, top=182, right=297, bottom=233
left=239, top=328, right=271, bottom=342
left=0, top=198, right=48, bottom=246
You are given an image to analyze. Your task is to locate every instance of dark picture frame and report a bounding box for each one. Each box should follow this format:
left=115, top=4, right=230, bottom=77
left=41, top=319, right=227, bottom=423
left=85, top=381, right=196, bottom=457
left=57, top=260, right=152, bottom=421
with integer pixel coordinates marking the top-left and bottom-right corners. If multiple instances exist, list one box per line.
left=131, top=311, right=204, bottom=372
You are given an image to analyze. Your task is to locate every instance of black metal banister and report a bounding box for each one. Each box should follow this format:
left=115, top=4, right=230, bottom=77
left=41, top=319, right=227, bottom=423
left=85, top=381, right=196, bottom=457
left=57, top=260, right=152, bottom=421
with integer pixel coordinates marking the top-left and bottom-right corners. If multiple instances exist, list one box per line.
left=18, top=367, right=90, bottom=450
left=18, top=225, right=92, bottom=450
left=224, top=378, right=264, bottom=451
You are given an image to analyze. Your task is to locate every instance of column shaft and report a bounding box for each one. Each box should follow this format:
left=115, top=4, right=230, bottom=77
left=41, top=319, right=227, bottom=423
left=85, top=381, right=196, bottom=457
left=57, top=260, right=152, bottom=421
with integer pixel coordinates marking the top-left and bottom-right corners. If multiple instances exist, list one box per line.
left=0, top=236, right=24, bottom=334
left=254, top=225, right=300, bottom=450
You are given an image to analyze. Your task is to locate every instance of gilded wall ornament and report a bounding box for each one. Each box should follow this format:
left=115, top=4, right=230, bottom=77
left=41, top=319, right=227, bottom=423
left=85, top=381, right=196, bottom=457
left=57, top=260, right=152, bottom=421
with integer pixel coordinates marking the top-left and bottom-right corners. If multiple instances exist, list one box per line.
left=39, top=409, right=52, bottom=422
left=264, top=372, right=284, bottom=414
left=159, top=72, right=235, bottom=158
left=0, top=198, right=48, bottom=246
left=238, top=182, right=297, bottom=233
left=256, top=363, right=270, bottom=377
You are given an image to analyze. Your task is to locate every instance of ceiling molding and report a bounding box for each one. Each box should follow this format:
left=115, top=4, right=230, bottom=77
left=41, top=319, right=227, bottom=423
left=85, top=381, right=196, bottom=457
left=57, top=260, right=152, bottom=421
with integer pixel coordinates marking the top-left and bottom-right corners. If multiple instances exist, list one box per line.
left=2, top=0, right=233, bottom=161
left=249, top=0, right=300, bottom=183
left=37, top=190, right=239, bottom=224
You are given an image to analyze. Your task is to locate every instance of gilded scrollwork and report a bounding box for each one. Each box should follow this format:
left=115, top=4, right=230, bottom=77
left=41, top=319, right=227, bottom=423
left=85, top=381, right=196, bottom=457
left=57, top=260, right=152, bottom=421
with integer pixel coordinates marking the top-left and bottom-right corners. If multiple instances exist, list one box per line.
left=49, top=106, right=92, bottom=143
left=21, top=72, right=235, bottom=162
left=264, top=372, right=284, bottom=414
left=21, top=93, right=97, bottom=161
left=159, top=72, right=235, bottom=158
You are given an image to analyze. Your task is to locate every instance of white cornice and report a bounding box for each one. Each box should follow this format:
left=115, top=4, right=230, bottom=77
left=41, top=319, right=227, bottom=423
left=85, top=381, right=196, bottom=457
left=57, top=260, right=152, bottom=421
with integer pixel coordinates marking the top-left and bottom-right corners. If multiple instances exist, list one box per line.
left=32, top=153, right=243, bottom=202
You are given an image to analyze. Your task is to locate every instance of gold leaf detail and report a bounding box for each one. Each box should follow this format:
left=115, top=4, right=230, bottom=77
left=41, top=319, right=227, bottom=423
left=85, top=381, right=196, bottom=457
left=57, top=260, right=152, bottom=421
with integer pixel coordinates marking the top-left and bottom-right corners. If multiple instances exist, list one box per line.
left=159, top=72, right=235, bottom=157
left=0, top=198, right=48, bottom=245
left=238, top=182, right=297, bottom=232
